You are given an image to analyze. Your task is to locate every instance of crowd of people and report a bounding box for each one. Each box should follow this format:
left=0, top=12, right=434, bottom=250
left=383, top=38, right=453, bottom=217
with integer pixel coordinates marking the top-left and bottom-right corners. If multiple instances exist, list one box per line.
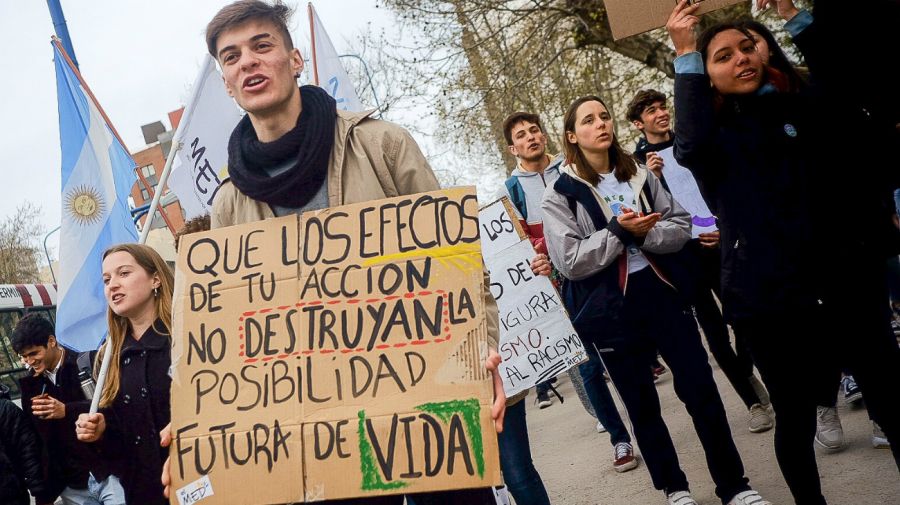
left=1, top=0, right=898, bottom=504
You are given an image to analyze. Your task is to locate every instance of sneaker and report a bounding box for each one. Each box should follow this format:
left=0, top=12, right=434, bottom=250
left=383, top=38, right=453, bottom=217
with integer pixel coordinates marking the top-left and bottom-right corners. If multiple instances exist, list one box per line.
left=596, top=420, right=607, bottom=433
left=748, top=403, right=774, bottom=433
left=892, top=318, right=900, bottom=336
left=727, top=489, right=771, bottom=505
left=666, top=490, right=698, bottom=505
left=652, top=362, right=668, bottom=383
left=873, top=422, right=890, bottom=449
left=841, top=375, right=863, bottom=405
left=815, top=406, right=844, bottom=452
left=613, top=442, right=639, bottom=473
left=748, top=375, right=770, bottom=406
left=535, top=390, right=552, bottom=409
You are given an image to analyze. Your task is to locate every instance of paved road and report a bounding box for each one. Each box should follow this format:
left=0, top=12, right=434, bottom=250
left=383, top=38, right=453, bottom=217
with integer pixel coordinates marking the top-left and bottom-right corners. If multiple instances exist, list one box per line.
left=519, top=359, right=900, bottom=505
left=23, top=353, right=900, bottom=504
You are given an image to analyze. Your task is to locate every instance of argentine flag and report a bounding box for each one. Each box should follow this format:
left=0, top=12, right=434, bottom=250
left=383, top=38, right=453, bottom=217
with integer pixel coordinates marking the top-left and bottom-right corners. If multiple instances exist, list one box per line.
left=54, top=42, right=138, bottom=352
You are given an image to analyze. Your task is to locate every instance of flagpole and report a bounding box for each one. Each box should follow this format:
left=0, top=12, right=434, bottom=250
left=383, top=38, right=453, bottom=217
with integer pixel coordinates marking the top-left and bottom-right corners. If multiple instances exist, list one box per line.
left=308, top=3, right=320, bottom=86
left=139, top=54, right=218, bottom=242
left=136, top=165, right=178, bottom=238
left=139, top=142, right=181, bottom=243
left=46, top=0, right=79, bottom=70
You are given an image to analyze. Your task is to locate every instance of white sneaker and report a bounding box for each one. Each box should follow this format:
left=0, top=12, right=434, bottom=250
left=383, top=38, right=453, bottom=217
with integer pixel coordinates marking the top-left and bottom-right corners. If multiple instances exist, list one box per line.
left=596, top=420, right=607, bottom=433
left=873, top=422, right=890, bottom=449
left=667, top=490, right=698, bottom=505
left=815, top=406, right=844, bottom=452
left=727, top=490, right=771, bottom=505
left=748, top=403, right=774, bottom=433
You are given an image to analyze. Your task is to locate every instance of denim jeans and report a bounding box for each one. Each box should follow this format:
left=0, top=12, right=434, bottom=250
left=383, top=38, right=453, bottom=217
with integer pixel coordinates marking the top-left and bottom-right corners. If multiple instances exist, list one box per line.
left=59, top=474, right=127, bottom=505
left=404, top=488, right=496, bottom=505
left=497, top=400, right=551, bottom=505
left=690, top=242, right=760, bottom=409
left=580, top=343, right=630, bottom=446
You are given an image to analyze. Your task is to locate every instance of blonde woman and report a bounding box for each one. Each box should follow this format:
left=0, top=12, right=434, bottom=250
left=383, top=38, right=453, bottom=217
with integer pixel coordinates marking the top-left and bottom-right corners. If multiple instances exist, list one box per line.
left=76, top=244, right=173, bottom=505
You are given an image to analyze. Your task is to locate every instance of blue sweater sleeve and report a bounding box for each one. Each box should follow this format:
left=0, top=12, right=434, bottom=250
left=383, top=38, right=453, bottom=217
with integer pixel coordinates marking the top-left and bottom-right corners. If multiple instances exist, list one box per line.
left=785, top=9, right=813, bottom=37
left=674, top=52, right=704, bottom=75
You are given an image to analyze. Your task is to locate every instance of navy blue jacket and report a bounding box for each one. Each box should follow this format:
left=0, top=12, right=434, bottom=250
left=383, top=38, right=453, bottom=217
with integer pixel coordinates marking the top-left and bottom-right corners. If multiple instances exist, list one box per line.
left=550, top=171, right=695, bottom=345
left=90, top=320, right=171, bottom=505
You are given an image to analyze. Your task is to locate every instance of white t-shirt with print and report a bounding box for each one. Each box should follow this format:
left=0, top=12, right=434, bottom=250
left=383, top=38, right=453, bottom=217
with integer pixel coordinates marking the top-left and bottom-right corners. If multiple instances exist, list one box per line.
left=595, top=173, right=650, bottom=274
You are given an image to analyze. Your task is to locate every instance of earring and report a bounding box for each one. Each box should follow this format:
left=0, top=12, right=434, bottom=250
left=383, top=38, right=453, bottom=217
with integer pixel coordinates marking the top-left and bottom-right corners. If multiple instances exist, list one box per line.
left=294, top=72, right=301, bottom=79
left=153, top=287, right=159, bottom=298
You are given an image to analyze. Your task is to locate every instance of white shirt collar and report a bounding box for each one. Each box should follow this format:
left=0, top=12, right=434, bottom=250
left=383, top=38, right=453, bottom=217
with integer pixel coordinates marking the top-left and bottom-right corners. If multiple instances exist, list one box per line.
left=44, top=348, right=65, bottom=385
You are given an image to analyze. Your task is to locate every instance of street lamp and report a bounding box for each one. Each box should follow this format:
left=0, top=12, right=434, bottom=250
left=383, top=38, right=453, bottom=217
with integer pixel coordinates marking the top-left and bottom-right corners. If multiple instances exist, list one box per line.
left=43, top=225, right=61, bottom=284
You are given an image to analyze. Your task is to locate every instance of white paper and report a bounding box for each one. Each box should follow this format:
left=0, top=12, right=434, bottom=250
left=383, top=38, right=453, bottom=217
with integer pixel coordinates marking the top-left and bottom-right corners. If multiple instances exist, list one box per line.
left=478, top=200, right=522, bottom=258
left=655, top=147, right=717, bottom=239
left=177, top=474, right=215, bottom=505
left=480, top=199, right=587, bottom=396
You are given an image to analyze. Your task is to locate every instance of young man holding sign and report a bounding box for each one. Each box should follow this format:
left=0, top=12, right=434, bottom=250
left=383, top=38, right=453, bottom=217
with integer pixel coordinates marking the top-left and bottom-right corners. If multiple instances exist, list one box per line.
left=161, top=2, right=505, bottom=504
left=626, top=90, right=774, bottom=435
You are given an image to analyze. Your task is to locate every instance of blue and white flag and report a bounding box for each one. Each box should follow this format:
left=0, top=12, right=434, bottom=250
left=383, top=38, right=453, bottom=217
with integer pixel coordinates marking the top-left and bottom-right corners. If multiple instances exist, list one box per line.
left=308, top=3, right=364, bottom=112
left=53, top=42, right=138, bottom=352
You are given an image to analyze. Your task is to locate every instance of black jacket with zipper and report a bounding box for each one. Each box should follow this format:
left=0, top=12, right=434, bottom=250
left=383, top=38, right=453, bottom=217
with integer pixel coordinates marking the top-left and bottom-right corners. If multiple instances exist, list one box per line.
left=19, top=349, right=92, bottom=500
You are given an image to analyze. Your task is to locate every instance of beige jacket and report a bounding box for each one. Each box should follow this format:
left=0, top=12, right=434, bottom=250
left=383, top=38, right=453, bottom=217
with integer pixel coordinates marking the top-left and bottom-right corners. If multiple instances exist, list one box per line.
left=211, top=110, right=510, bottom=398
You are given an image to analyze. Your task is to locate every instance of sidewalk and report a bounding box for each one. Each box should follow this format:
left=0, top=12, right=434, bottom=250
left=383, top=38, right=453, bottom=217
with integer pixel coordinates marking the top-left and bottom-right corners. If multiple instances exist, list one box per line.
left=523, top=362, right=900, bottom=504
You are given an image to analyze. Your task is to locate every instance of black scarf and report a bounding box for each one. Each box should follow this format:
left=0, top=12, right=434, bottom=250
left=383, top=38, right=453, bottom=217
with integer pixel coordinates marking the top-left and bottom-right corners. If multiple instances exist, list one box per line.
left=227, top=85, right=336, bottom=208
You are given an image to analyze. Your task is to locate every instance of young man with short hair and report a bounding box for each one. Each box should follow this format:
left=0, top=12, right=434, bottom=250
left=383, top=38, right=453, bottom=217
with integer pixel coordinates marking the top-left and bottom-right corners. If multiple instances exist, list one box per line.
left=162, top=2, right=506, bottom=504
left=625, top=89, right=774, bottom=434
left=501, top=111, right=639, bottom=476
left=12, top=314, right=95, bottom=505
left=626, top=89, right=672, bottom=172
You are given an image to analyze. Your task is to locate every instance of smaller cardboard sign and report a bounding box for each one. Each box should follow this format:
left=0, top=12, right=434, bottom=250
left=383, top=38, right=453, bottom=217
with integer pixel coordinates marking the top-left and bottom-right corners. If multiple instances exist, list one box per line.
left=479, top=199, right=586, bottom=397
left=478, top=198, right=526, bottom=258
left=604, top=0, right=743, bottom=40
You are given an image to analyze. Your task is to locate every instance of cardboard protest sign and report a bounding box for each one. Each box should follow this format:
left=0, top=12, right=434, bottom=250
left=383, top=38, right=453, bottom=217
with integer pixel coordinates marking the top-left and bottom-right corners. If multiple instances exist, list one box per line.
left=656, top=147, right=717, bottom=238
left=603, top=0, right=742, bottom=40
left=479, top=199, right=586, bottom=397
left=170, top=188, right=501, bottom=504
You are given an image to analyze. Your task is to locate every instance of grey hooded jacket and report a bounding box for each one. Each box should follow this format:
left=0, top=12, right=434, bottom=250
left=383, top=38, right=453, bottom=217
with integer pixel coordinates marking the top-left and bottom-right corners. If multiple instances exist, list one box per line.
left=541, top=163, right=690, bottom=284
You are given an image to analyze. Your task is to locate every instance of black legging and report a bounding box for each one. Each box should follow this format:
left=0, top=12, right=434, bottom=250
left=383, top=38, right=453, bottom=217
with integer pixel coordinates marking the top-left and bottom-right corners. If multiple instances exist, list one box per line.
left=734, top=265, right=900, bottom=505
left=691, top=241, right=761, bottom=409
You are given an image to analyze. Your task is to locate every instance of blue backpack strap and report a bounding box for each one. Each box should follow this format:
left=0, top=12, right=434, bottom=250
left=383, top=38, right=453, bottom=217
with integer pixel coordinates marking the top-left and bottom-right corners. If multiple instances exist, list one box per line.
left=505, top=177, right=528, bottom=221
left=566, top=194, right=578, bottom=216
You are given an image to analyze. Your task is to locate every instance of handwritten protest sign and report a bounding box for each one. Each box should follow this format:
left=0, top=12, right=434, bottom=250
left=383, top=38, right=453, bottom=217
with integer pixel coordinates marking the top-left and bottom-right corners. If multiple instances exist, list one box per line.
left=170, top=188, right=501, bottom=504
left=479, top=199, right=586, bottom=397
left=656, top=147, right=717, bottom=238
left=603, top=0, right=742, bottom=40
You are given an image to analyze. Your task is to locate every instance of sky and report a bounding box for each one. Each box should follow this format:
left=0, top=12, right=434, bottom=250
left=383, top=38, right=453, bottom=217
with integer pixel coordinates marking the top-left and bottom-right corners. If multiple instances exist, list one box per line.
left=0, top=0, right=398, bottom=261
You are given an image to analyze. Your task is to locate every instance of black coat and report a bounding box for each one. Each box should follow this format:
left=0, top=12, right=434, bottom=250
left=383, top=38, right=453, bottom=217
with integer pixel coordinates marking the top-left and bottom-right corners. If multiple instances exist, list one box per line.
left=18, top=350, right=92, bottom=499
left=0, top=399, right=52, bottom=505
left=673, top=21, right=898, bottom=322
left=92, top=320, right=171, bottom=505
